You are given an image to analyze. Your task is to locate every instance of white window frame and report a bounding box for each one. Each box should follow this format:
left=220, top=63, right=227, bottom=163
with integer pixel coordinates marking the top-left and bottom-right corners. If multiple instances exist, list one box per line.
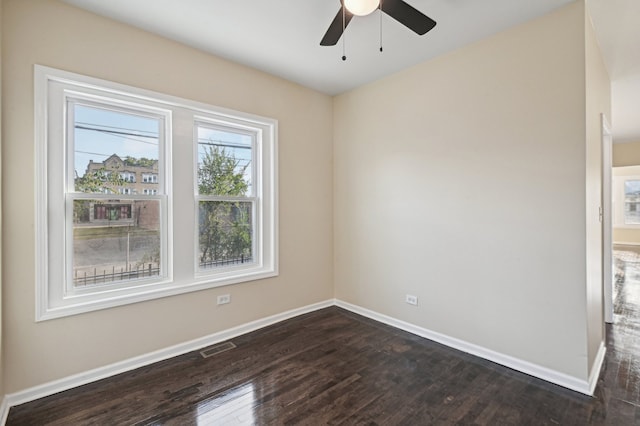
left=35, top=65, right=278, bottom=321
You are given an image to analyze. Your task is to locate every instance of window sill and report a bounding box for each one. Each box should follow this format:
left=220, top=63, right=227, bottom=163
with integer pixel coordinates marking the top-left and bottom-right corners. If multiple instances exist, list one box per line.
left=37, top=268, right=278, bottom=322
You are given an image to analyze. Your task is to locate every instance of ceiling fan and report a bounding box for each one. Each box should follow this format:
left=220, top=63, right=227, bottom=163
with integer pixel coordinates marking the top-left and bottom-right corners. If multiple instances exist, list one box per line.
left=320, top=0, right=437, bottom=47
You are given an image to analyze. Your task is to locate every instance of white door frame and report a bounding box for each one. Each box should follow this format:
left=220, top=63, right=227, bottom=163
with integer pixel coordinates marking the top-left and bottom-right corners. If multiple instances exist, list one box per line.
left=602, top=114, right=613, bottom=323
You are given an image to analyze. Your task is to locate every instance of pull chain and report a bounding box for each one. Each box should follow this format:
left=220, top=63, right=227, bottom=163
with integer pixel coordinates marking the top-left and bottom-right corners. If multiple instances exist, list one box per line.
left=379, top=0, right=383, bottom=52
left=342, top=4, right=347, bottom=61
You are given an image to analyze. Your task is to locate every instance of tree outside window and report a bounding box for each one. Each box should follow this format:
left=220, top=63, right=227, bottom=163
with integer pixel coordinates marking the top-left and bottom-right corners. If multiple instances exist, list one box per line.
left=198, top=145, right=253, bottom=268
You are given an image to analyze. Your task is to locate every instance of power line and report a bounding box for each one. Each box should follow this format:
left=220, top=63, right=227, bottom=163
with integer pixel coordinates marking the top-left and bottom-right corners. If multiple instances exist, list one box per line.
left=75, top=121, right=158, bottom=136
left=75, top=150, right=112, bottom=158
left=197, top=138, right=251, bottom=150
left=75, top=125, right=159, bottom=146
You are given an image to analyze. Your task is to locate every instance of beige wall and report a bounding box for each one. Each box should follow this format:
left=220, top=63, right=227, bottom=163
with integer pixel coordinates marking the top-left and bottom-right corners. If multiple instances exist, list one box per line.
left=2, top=0, right=333, bottom=393
left=613, top=141, right=640, bottom=167
left=334, top=1, right=596, bottom=380
left=584, top=5, right=610, bottom=374
left=613, top=228, right=640, bottom=244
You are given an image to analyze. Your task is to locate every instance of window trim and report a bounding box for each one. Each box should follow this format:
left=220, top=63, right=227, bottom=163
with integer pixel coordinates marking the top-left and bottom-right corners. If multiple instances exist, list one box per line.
left=35, top=65, right=278, bottom=321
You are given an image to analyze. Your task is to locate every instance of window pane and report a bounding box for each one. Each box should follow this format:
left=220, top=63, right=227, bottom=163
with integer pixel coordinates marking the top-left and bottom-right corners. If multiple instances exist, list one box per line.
left=199, top=201, right=253, bottom=269
left=73, top=199, right=161, bottom=287
left=73, top=104, right=160, bottom=195
left=197, top=125, right=252, bottom=196
left=625, top=180, right=640, bottom=224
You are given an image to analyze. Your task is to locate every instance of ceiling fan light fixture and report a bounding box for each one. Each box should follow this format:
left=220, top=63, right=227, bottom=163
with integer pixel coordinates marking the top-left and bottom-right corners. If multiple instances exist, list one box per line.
left=344, top=0, right=380, bottom=16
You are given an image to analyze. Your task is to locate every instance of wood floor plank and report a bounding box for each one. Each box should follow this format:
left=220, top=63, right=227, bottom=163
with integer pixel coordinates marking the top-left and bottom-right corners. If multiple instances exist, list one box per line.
left=7, top=245, right=640, bottom=425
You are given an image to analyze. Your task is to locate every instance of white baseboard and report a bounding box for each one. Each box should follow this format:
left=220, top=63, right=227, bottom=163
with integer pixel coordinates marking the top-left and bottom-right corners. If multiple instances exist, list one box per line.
left=3, top=297, right=602, bottom=419
left=4, top=299, right=334, bottom=411
left=0, top=396, right=9, bottom=426
left=335, top=300, right=594, bottom=396
left=613, top=241, right=640, bottom=246
left=588, top=341, right=607, bottom=395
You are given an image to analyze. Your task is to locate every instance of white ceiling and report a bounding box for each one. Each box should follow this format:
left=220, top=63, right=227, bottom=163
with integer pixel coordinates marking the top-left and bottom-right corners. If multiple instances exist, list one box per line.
left=61, top=0, right=640, bottom=142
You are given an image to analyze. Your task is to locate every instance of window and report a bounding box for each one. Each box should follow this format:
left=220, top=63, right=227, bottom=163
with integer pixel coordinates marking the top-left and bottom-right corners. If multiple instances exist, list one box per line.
left=142, top=173, right=158, bottom=183
left=624, top=180, right=640, bottom=225
left=36, top=65, right=277, bottom=320
left=613, top=170, right=640, bottom=229
left=191, top=113, right=277, bottom=284
left=70, top=101, right=165, bottom=287
left=120, top=172, right=136, bottom=183
left=196, top=123, right=255, bottom=270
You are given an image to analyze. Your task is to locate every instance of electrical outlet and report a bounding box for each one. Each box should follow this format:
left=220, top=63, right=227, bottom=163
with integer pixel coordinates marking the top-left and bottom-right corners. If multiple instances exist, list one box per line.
left=217, top=294, right=231, bottom=305
left=405, top=294, right=418, bottom=306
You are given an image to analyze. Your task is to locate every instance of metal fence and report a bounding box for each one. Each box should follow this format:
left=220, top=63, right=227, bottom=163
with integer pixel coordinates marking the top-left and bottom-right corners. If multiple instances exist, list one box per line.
left=199, top=255, right=252, bottom=269
left=74, top=263, right=160, bottom=286
left=73, top=255, right=253, bottom=286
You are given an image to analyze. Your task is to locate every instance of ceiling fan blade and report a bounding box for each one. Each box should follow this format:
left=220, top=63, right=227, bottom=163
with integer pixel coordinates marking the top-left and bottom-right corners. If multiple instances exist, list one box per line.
left=382, top=0, right=436, bottom=35
left=320, top=8, right=354, bottom=46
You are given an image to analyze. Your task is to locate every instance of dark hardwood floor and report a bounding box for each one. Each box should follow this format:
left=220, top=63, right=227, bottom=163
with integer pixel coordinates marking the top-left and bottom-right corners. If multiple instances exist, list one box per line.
left=7, top=256, right=640, bottom=425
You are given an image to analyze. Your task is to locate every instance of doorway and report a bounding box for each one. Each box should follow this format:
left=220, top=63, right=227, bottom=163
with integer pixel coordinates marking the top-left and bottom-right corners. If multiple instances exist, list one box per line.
left=609, top=165, right=640, bottom=324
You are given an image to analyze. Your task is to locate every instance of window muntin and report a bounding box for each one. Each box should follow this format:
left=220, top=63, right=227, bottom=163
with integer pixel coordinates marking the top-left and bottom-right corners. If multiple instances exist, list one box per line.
left=36, top=65, right=277, bottom=321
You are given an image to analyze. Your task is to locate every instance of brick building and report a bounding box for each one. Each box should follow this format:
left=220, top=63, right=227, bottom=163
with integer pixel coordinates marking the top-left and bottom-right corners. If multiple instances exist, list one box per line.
left=78, top=154, right=160, bottom=229
left=85, top=154, right=159, bottom=195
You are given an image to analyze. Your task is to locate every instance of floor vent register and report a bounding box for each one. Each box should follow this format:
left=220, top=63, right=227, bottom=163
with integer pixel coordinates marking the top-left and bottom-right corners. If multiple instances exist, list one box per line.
left=200, top=341, right=237, bottom=358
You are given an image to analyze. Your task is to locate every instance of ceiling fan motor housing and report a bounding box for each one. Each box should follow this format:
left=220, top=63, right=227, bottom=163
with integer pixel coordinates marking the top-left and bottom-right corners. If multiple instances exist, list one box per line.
left=321, top=0, right=437, bottom=47
left=344, top=0, right=380, bottom=16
